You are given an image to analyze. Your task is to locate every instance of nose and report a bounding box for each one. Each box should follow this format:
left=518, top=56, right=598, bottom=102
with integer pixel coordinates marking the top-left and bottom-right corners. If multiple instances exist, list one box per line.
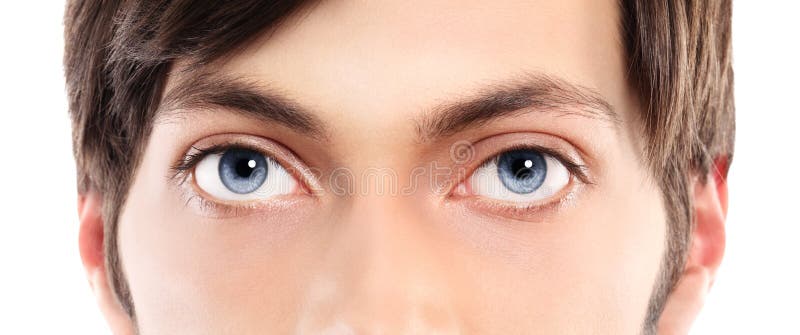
left=295, top=196, right=462, bottom=335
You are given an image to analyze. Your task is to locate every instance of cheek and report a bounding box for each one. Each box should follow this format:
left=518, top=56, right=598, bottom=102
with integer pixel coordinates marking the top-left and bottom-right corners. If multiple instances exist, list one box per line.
left=115, top=128, right=666, bottom=334
left=554, top=176, right=667, bottom=332
left=539, top=167, right=666, bottom=333
left=435, top=171, right=666, bottom=333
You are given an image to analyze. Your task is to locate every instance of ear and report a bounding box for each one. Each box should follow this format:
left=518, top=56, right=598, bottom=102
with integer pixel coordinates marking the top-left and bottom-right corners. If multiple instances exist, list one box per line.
left=78, top=191, right=137, bottom=335
left=657, top=158, right=729, bottom=335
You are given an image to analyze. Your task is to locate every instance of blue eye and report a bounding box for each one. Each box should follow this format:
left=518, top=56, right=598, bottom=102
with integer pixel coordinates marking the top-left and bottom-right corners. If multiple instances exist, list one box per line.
left=496, top=149, right=547, bottom=194
left=467, top=148, right=570, bottom=203
left=194, top=147, right=297, bottom=201
left=218, top=149, right=268, bottom=194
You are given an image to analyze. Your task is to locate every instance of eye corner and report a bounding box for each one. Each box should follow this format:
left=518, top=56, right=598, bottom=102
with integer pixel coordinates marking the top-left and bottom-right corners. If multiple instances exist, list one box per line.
left=450, top=145, right=588, bottom=218
left=172, top=137, right=314, bottom=216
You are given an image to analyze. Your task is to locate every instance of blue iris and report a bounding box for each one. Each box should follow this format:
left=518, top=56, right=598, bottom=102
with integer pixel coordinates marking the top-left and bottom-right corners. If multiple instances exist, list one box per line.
left=218, top=148, right=268, bottom=194
left=497, top=149, right=547, bottom=194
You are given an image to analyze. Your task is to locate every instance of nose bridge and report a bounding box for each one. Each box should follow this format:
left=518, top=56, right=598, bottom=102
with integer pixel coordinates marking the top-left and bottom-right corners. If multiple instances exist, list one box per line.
left=297, top=195, right=461, bottom=334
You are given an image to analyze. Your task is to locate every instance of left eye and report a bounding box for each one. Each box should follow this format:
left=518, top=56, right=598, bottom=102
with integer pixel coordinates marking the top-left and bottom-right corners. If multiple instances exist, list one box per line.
left=466, top=148, right=570, bottom=203
left=194, top=148, right=297, bottom=201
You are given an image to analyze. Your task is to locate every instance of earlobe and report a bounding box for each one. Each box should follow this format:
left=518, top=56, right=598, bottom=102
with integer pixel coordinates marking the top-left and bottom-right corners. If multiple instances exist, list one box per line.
left=77, top=192, right=136, bottom=335
left=657, top=159, right=728, bottom=334
left=78, top=192, right=105, bottom=287
left=687, top=159, right=729, bottom=286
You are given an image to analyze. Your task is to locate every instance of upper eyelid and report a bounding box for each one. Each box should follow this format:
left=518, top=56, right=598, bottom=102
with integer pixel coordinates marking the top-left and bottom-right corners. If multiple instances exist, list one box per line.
left=469, top=144, right=591, bottom=185
left=169, top=133, right=591, bottom=198
left=170, top=144, right=228, bottom=181
left=171, top=145, right=224, bottom=172
left=169, top=142, right=283, bottom=185
left=169, top=137, right=326, bottom=199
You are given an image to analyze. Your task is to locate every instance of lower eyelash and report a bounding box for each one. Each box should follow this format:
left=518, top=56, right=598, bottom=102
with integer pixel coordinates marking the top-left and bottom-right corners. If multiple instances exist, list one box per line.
left=463, top=183, right=581, bottom=221
left=183, top=191, right=271, bottom=218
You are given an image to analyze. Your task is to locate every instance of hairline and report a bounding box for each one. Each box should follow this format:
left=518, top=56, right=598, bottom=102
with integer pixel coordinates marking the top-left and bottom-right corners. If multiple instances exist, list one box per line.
left=62, top=1, right=734, bottom=333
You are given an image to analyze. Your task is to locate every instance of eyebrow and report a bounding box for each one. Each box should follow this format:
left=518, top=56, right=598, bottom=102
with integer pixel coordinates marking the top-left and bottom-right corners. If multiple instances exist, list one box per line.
left=158, top=71, right=618, bottom=142
left=415, top=72, right=620, bottom=141
left=158, top=72, right=327, bottom=138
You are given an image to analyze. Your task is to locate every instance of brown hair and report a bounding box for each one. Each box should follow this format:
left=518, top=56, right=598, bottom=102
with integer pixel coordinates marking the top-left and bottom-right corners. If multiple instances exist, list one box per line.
left=64, top=0, right=734, bottom=330
left=620, top=1, right=734, bottom=331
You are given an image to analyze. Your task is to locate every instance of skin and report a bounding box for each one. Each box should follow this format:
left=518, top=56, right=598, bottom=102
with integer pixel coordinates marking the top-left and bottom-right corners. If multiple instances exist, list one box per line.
left=78, top=0, right=727, bottom=334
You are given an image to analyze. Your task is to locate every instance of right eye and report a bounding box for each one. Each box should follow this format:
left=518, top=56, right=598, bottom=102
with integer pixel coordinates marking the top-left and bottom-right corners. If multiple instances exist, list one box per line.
left=194, top=148, right=298, bottom=201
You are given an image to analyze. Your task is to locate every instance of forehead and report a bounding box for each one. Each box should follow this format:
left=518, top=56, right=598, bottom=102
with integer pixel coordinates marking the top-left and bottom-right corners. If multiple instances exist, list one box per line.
left=169, top=0, right=632, bottom=142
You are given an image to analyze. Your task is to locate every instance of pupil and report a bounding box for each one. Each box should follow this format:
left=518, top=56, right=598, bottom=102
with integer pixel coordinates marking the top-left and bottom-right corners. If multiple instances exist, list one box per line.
left=235, top=159, right=256, bottom=177
left=512, top=159, right=535, bottom=179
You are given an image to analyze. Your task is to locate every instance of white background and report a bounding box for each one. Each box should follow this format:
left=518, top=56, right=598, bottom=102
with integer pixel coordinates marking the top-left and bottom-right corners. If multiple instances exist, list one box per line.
left=0, top=1, right=797, bottom=334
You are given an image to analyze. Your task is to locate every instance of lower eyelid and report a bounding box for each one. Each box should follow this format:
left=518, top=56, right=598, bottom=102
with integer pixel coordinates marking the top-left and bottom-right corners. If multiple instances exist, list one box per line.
left=184, top=189, right=312, bottom=219
left=446, top=192, right=570, bottom=223
left=175, top=133, right=588, bottom=218
left=169, top=136, right=318, bottom=214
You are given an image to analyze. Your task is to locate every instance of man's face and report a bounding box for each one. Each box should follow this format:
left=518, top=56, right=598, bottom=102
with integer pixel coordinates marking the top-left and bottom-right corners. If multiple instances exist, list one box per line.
left=118, top=0, right=667, bottom=333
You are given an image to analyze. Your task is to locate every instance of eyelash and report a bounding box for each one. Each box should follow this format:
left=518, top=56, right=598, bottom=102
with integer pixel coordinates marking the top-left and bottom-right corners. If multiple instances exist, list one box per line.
left=170, top=141, right=590, bottom=217
left=169, top=142, right=298, bottom=190
left=471, top=143, right=591, bottom=185
left=451, top=143, right=591, bottom=218
left=170, top=144, right=225, bottom=185
left=172, top=144, right=223, bottom=172
left=170, top=143, right=305, bottom=217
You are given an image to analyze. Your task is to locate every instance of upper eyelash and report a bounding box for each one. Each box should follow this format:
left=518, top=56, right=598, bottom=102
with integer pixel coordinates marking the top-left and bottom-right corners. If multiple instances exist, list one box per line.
left=478, top=143, right=592, bottom=185
left=170, top=145, right=220, bottom=184
left=169, top=142, right=589, bottom=204
left=169, top=144, right=263, bottom=185
left=172, top=145, right=223, bottom=171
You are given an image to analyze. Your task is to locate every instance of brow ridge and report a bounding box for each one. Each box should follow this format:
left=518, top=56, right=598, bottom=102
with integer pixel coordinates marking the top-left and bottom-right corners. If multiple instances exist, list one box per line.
left=157, top=72, right=327, bottom=138
left=415, top=72, right=620, bottom=141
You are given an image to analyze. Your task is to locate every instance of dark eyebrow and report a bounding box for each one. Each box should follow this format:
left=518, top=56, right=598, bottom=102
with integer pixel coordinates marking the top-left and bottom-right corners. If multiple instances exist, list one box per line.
left=157, top=72, right=327, bottom=138
left=415, top=72, right=620, bottom=141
